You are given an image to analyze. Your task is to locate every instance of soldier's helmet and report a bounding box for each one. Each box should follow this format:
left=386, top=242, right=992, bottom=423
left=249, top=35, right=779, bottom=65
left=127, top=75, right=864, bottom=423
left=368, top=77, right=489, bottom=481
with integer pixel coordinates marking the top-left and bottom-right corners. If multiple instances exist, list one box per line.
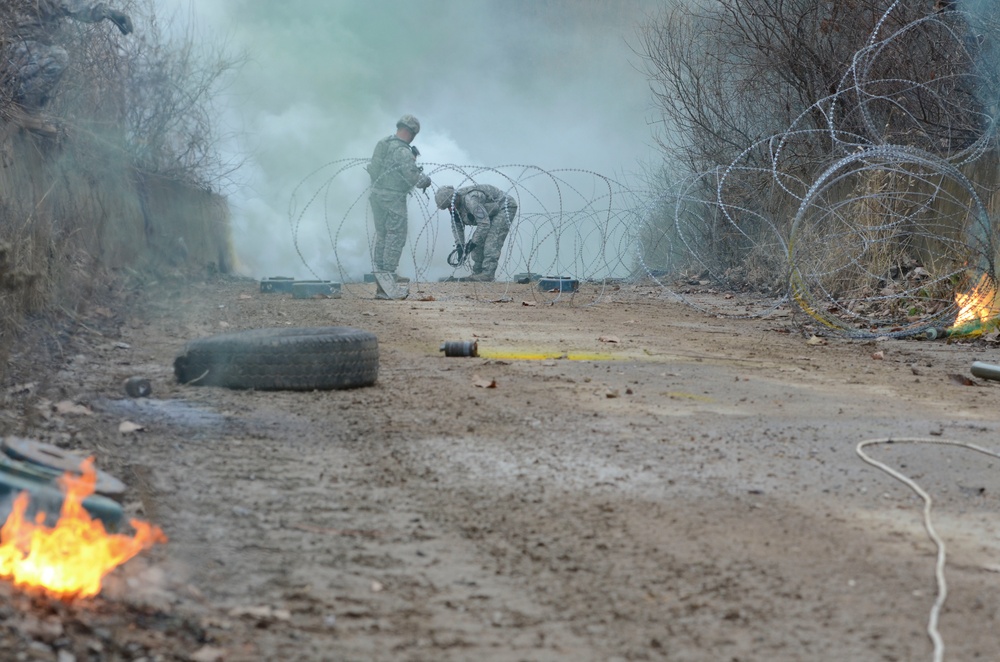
left=435, top=185, right=456, bottom=209
left=396, top=114, right=421, bottom=135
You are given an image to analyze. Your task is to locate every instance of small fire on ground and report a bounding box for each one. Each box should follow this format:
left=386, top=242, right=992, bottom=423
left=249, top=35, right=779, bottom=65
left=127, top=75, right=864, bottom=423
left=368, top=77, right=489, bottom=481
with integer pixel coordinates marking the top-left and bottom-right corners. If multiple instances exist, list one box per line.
left=0, top=459, right=166, bottom=600
left=949, top=273, right=1000, bottom=331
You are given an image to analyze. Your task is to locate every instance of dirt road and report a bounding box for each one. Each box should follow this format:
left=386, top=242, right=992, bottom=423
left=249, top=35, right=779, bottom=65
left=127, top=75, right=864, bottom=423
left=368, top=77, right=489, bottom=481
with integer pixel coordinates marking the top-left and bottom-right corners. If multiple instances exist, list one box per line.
left=2, top=276, right=999, bottom=661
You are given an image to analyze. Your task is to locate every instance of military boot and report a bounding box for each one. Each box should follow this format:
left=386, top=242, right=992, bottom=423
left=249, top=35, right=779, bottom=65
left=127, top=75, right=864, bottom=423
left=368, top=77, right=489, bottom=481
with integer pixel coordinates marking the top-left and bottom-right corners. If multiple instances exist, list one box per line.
left=466, top=272, right=495, bottom=282
left=374, top=272, right=409, bottom=299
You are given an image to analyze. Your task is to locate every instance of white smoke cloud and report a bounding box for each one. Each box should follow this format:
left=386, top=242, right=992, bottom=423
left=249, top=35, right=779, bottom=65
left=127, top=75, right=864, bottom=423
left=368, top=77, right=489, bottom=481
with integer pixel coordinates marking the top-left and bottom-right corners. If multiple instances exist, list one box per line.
left=152, top=0, right=658, bottom=280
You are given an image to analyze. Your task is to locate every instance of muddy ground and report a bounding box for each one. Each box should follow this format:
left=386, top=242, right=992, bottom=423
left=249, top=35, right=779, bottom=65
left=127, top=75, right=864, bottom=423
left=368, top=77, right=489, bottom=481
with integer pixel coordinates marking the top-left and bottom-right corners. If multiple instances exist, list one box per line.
left=1, top=274, right=999, bottom=662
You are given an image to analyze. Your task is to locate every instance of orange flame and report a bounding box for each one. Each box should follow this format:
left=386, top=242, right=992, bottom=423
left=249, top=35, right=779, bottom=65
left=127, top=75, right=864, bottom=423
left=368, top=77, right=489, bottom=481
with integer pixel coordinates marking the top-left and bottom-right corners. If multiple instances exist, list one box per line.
left=0, top=458, right=166, bottom=600
left=951, top=273, right=1000, bottom=329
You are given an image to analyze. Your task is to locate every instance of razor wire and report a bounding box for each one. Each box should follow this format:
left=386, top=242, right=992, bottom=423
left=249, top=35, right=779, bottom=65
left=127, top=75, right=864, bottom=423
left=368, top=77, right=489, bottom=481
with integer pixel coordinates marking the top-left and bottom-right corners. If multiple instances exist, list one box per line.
left=639, top=3, right=1000, bottom=335
left=284, top=5, right=1000, bottom=332
left=287, top=158, right=654, bottom=306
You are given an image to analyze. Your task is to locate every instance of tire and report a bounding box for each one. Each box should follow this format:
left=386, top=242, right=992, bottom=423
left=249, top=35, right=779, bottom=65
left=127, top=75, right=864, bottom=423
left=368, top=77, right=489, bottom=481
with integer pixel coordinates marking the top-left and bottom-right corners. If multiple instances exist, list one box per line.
left=174, top=326, right=378, bottom=391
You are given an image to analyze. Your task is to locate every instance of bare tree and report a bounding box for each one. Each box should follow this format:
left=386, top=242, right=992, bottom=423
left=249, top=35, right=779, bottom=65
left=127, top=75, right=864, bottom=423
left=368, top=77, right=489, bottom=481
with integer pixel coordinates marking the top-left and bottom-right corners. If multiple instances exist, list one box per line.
left=115, top=1, right=245, bottom=189
left=637, top=0, right=1000, bottom=287
left=0, top=0, right=245, bottom=190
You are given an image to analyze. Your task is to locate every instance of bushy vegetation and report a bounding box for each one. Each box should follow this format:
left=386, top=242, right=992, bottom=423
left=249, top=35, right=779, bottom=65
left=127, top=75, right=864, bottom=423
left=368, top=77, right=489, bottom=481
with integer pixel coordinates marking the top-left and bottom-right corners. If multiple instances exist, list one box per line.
left=0, top=0, right=240, bottom=380
left=638, top=0, right=1000, bottom=288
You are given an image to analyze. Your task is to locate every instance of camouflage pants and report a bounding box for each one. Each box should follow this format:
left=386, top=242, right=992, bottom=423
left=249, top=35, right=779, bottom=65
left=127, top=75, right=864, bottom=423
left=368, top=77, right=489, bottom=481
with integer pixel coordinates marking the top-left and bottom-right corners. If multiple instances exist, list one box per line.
left=3, top=40, right=69, bottom=108
left=471, top=199, right=517, bottom=277
left=370, top=189, right=409, bottom=273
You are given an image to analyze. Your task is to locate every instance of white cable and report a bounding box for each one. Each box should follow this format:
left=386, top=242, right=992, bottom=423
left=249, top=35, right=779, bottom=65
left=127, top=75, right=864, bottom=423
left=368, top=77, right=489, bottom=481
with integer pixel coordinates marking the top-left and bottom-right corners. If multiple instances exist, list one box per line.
left=855, top=437, right=1000, bottom=662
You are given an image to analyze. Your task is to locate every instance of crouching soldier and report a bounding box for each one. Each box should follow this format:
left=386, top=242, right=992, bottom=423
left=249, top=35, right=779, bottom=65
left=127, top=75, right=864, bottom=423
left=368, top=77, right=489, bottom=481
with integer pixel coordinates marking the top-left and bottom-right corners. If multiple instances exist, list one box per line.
left=435, top=184, right=517, bottom=282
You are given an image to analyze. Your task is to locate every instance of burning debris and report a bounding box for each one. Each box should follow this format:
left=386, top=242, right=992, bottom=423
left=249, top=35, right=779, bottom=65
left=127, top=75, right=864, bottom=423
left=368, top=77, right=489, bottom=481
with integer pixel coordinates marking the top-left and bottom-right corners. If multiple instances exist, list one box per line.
left=0, top=458, right=166, bottom=600
left=949, top=274, right=1000, bottom=334
left=921, top=274, right=1000, bottom=340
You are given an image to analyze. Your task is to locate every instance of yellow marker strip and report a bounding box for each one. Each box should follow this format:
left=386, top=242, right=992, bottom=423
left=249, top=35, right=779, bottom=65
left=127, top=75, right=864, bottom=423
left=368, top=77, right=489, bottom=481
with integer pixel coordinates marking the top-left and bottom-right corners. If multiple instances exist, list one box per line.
left=478, top=349, right=618, bottom=361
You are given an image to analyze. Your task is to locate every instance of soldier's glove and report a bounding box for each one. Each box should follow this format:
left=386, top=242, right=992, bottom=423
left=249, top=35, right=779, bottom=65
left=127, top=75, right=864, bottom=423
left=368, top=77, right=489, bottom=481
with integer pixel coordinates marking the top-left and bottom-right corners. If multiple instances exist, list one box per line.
left=416, top=175, right=431, bottom=190
left=108, top=9, right=133, bottom=35
left=464, top=241, right=477, bottom=255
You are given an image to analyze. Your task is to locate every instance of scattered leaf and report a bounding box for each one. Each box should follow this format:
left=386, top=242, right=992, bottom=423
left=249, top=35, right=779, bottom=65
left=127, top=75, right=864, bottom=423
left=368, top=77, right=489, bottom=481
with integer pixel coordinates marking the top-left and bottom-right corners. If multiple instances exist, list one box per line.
left=228, top=605, right=291, bottom=622
left=521, top=301, right=537, bottom=307
left=190, top=647, right=228, bottom=662
left=417, top=295, right=436, bottom=302
left=806, top=335, right=827, bottom=346
left=605, top=389, right=620, bottom=399
left=871, top=350, right=884, bottom=360
left=598, top=335, right=621, bottom=343
left=472, top=375, right=497, bottom=389
left=33, top=400, right=53, bottom=420
left=119, top=420, right=145, bottom=434
left=55, top=400, right=92, bottom=416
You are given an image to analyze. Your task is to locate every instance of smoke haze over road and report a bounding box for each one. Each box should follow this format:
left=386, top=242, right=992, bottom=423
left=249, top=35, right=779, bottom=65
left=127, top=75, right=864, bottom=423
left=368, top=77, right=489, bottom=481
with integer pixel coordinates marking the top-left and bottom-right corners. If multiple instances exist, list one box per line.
left=156, top=0, right=658, bottom=280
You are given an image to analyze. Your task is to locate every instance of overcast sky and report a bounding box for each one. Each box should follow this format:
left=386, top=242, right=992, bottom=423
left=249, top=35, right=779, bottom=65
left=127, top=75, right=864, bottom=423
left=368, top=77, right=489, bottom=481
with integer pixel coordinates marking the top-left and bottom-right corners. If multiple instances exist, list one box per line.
left=153, top=0, right=660, bottom=279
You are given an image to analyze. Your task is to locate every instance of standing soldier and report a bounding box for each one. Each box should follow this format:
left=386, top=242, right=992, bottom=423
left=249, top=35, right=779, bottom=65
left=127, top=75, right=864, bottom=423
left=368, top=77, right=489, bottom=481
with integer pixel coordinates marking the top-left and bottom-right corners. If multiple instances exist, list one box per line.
left=435, top=184, right=517, bottom=282
left=366, top=114, right=431, bottom=290
left=2, top=0, right=134, bottom=110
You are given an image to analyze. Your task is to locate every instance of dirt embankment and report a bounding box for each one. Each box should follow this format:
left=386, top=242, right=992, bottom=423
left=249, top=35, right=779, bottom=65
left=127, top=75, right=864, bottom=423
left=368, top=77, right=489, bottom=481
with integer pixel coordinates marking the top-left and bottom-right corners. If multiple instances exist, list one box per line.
left=0, top=118, right=233, bottom=385
left=1, top=275, right=998, bottom=661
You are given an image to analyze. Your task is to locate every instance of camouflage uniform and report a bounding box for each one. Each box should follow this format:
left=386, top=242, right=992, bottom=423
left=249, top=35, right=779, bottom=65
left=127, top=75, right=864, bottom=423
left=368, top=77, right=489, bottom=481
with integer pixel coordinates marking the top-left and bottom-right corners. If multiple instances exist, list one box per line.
left=2, top=0, right=132, bottom=108
left=367, top=131, right=430, bottom=273
left=442, top=184, right=517, bottom=281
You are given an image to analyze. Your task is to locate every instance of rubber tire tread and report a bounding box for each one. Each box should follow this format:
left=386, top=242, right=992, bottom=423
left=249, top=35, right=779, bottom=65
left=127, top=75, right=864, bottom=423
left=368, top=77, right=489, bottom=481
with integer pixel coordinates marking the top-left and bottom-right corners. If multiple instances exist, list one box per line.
left=174, top=326, right=378, bottom=390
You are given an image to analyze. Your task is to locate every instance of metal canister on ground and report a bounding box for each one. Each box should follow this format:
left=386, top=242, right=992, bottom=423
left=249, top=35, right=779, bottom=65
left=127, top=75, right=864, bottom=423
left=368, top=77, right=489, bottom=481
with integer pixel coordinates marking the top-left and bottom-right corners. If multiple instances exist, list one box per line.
left=123, top=376, right=152, bottom=398
left=971, top=361, right=1000, bottom=381
left=440, top=340, right=479, bottom=357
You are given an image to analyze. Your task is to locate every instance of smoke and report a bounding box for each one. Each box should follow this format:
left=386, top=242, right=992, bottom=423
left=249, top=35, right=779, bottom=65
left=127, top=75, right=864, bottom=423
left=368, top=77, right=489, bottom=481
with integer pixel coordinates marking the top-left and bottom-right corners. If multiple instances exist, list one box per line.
left=153, top=0, right=658, bottom=280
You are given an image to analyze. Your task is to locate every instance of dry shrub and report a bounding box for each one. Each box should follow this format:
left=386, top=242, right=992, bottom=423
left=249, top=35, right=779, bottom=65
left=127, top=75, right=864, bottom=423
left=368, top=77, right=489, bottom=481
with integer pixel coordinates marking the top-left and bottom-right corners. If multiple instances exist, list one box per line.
left=637, top=1, right=1000, bottom=289
left=0, top=1, right=241, bottom=383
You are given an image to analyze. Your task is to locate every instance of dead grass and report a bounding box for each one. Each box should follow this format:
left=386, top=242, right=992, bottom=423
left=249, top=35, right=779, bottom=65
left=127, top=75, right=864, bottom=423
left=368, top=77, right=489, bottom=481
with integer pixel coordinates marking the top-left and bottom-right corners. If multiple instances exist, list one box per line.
left=0, top=123, right=232, bottom=385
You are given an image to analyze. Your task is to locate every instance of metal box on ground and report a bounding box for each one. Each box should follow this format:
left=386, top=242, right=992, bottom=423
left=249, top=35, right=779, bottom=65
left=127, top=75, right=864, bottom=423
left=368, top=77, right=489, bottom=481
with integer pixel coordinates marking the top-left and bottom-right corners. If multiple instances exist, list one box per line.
left=260, top=276, right=295, bottom=293
left=538, top=276, right=579, bottom=292
left=292, top=280, right=341, bottom=299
